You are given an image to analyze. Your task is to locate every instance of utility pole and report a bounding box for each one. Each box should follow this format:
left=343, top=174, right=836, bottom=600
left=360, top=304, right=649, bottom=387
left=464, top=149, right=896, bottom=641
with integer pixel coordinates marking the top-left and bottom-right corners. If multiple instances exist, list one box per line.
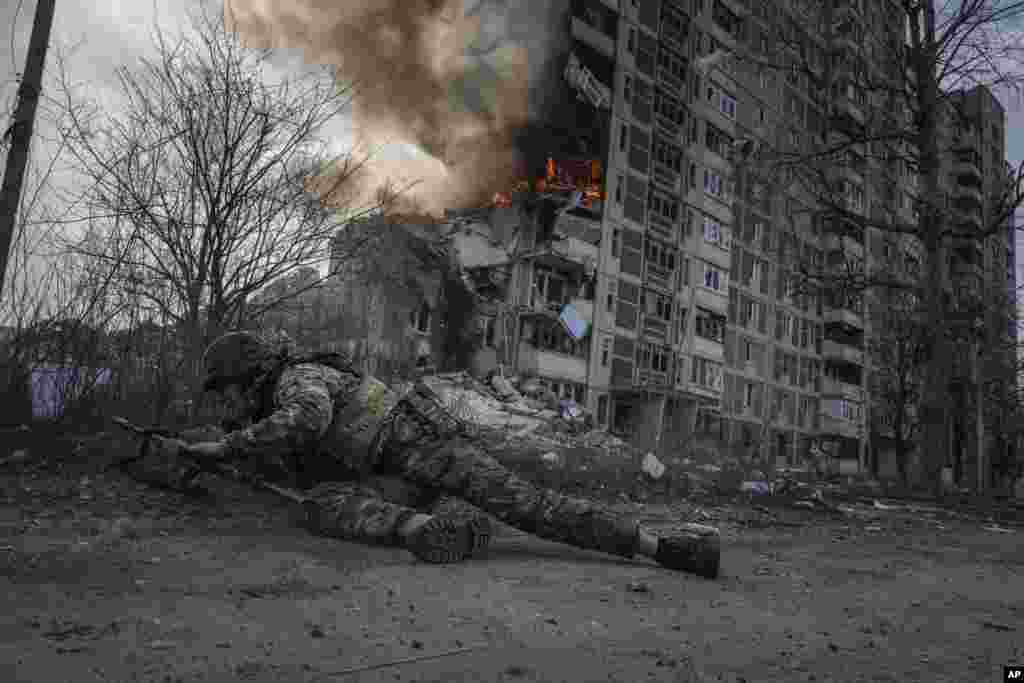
left=0, top=0, right=57, bottom=303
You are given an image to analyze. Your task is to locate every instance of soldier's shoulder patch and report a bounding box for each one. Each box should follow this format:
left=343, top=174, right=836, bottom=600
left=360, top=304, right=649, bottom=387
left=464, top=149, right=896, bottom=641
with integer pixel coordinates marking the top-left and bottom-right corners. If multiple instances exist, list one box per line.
left=366, top=380, right=390, bottom=417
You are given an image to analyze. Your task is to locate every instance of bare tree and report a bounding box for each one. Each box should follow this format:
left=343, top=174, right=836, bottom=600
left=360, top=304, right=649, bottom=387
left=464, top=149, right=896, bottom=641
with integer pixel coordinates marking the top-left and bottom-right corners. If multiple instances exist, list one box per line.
left=867, top=289, right=929, bottom=487
left=717, top=0, right=1024, bottom=493
left=50, top=4, right=378, bottom=405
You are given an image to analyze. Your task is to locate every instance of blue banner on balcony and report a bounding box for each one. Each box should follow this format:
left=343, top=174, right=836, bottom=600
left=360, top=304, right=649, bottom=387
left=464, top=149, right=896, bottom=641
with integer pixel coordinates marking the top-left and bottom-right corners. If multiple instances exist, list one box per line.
left=559, top=303, right=589, bottom=339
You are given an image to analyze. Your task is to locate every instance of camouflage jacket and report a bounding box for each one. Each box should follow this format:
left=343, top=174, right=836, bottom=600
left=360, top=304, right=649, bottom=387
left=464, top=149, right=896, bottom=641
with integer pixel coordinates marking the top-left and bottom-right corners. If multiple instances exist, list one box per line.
left=220, top=362, right=402, bottom=475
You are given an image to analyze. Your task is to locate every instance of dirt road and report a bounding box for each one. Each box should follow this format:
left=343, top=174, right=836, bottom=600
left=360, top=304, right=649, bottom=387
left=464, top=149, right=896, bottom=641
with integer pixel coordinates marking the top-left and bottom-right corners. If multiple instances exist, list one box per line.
left=2, top=465, right=1023, bottom=682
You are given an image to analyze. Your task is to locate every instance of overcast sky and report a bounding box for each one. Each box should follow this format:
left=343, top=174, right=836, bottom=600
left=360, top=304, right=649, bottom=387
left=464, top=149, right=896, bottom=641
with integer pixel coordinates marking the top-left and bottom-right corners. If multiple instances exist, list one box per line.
left=1, top=0, right=1023, bottom=288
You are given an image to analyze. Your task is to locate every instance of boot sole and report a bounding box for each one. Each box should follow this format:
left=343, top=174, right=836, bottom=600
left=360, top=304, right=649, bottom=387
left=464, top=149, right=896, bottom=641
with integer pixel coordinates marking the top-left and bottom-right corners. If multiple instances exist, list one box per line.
left=407, top=514, right=492, bottom=564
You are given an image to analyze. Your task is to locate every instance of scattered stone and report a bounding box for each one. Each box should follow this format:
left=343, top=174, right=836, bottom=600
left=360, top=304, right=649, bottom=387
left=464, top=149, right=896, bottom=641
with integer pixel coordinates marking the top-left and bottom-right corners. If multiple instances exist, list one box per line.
left=641, top=453, right=666, bottom=480
left=540, top=451, right=562, bottom=468
left=310, top=626, right=325, bottom=638
left=627, top=581, right=651, bottom=593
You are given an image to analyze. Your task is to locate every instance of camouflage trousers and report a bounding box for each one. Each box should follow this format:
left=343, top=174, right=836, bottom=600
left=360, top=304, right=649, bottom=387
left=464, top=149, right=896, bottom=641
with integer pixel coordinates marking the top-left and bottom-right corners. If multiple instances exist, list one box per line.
left=308, top=433, right=642, bottom=559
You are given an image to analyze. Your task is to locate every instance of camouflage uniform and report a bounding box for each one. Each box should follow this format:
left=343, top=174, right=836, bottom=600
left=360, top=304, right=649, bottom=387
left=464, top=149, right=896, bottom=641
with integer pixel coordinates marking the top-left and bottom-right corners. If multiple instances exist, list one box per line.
left=207, top=354, right=640, bottom=559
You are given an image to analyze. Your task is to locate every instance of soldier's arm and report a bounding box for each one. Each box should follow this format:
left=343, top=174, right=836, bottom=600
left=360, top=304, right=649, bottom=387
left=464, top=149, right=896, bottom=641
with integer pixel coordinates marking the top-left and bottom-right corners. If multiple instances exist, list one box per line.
left=222, top=364, right=337, bottom=460
left=180, top=425, right=226, bottom=443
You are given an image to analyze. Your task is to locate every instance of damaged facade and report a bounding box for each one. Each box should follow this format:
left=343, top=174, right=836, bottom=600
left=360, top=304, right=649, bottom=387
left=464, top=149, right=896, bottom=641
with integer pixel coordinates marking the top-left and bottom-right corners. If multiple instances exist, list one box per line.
left=326, top=0, right=1019, bottom=489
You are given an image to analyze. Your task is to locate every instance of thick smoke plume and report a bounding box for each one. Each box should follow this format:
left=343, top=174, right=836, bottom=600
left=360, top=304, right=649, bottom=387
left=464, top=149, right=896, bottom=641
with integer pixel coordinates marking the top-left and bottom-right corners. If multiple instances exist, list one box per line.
left=226, top=0, right=563, bottom=214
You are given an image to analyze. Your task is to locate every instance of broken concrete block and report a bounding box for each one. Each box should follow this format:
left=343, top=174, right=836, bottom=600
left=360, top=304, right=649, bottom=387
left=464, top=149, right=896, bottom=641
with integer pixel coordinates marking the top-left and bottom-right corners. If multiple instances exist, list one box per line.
left=641, top=452, right=666, bottom=480
left=540, top=451, right=562, bottom=468
left=490, top=374, right=519, bottom=401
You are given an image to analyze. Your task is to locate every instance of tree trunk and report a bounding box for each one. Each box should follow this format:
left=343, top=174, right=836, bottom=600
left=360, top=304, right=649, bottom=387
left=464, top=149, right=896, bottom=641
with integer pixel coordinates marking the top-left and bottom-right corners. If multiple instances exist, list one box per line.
left=916, top=0, right=951, bottom=499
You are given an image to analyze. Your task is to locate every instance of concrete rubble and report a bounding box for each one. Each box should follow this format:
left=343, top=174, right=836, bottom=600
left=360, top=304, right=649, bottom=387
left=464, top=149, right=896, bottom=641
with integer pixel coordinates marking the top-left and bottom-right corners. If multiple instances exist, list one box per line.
left=416, top=371, right=842, bottom=508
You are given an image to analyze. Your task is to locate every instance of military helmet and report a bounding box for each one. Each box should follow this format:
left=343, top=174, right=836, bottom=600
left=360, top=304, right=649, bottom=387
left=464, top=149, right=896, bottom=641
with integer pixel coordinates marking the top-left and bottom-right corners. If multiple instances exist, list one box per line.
left=201, top=331, right=277, bottom=392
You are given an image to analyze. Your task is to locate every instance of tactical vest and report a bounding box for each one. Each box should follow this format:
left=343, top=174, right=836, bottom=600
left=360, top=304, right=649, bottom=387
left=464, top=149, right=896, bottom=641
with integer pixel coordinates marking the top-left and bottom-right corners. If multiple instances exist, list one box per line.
left=249, top=353, right=467, bottom=474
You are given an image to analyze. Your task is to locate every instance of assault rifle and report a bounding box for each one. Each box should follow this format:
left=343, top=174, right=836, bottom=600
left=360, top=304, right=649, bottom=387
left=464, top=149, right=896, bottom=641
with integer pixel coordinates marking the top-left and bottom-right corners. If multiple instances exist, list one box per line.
left=109, top=416, right=306, bottom=503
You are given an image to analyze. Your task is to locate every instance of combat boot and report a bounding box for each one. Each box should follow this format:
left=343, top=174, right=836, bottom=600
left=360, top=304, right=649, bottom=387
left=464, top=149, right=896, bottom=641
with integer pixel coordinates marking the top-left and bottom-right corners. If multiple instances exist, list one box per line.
left=654, top=523, right=721, bottom=579
left=404, top=512, right=493, bottom=564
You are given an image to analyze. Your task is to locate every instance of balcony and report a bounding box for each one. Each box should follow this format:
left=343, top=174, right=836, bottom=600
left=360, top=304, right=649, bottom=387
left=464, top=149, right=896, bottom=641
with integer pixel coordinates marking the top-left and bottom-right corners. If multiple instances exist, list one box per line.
left=647, top=209, right=677, bottom=243
left=695, top=286, right=729, bottom=314
left=821, top=377, right=863, bottom=401
left=655, top=63, right=686, bottom=97
left=819, top=411, right=862, bottom=440
left=693, top=334, right=725, bottom=360
left=569, top=16, right=615, bottom=60
left=655, top=112, right=683, bottom=144
left=636, top=369, right=672, bottom=390
left=659, top=7, right=689, bottom=56
left=651, top=160, right=682, bottom=194
left=822, top=339, right=863, bottom=366
left=525, top=233, right=599, bottom=272
left=517, top=343, right=588, bottom=383
left=822, top=306, right=864, bottom=330
left=641, top=315, right=670, bottom=343
left=644, top=260, right=674, bottom=293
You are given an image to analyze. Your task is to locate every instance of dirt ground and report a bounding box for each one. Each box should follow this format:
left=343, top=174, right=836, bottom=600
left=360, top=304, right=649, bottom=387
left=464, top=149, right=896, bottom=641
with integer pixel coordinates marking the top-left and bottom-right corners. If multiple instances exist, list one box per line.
left=2, top=451, right=1023, bottom=682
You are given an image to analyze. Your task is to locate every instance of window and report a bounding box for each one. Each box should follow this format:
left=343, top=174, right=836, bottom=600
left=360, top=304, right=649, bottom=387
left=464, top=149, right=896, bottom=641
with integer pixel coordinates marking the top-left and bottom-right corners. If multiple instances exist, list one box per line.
left=606, top=278, right=617, bottom=312
left=623, top=75, right=633, bottom=108
left=703, top=169, right=724, bottom=198
left=703, top=216, right=722, bottom=244
left=743, top=382, right=755, bottom=409
left=720, top=93, right=737, bottom=119
left=705, top=122, right=732, bottom=157
left=628, top=125, right=650, bottom=174
left=846, top=181, right=865, bottom=212
left=776, top=310, right=792, bottom=341
left=411, top=302, right=431, bottom=333
left=628, top=27, right=636, bottom=54
left=695, top=307, right=726, bottom=342
left=648, top=191, right=680, bottom=223
left=691, top=356, right=724, bottom=390
left=484, top=317, right=496, bottom=347
left=645, top=236, right=678, bottom=271
left=653, top=137, right=684, bottom=173
left=619, top=122, right=628, bottom=151
left=702, top=263, right=724, bottom=291
left=707, top=84, right=737, bottom=118
left=615, top=173, right=624, bottom=204
left=831, top=398, right=861, bottom=421
left=611, top=229, right=621, bottom=258
left=654, top=88, right=686, bottom=127
left=601, top=337, right=611, bottom=366
left=637, top=342, right=671, bottom=373
left=642, top=287, right=673, bottom=321
left=657, top=46, right=689, bottom=85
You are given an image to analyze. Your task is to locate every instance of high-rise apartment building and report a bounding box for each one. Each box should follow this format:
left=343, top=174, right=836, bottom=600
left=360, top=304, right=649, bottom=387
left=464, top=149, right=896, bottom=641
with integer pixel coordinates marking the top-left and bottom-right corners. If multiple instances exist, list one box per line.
left=325, top=1, right=1012, bottom=484
left=501, top=0, right=1014, bottom=480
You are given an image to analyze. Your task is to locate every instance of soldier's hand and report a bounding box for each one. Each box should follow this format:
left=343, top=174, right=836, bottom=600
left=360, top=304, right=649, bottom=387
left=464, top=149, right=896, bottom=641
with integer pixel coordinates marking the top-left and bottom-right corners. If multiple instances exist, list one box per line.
left=183, top=441, right=229, bottom=461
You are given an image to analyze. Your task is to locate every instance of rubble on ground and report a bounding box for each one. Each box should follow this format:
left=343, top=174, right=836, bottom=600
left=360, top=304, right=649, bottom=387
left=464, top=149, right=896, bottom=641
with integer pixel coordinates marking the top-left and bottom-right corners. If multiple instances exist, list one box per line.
left=418, top=371, right=962, bottom=518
